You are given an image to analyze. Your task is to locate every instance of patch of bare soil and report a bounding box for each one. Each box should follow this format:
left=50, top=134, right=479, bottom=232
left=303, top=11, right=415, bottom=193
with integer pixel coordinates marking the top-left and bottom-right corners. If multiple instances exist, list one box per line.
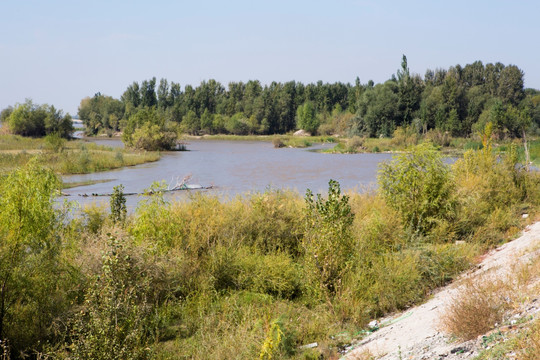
left=344, top=221, right=540, bottom=360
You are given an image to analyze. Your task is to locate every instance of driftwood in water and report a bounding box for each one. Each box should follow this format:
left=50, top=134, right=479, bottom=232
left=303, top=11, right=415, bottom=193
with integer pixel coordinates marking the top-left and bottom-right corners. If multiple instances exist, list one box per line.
left=76, top=184, right=214, bottom=197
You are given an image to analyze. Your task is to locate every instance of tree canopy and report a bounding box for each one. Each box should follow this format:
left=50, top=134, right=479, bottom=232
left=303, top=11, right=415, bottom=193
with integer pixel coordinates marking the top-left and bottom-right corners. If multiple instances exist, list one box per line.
left=2, top=99, right=73, bottom=138
left=75, top=58, right=539, bottom=140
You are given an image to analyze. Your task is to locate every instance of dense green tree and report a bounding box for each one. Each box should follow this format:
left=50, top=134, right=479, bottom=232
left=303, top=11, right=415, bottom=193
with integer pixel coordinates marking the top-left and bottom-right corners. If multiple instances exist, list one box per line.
left=397, top=55, right=423, bottom=126
left=357, top=81, right=399, bottom=137
left=157, top=78, right=170, bottom=109
left=79, top=58, right=533, bottom=139
left=200, top=108, right=214, bottom=134
left=462, top=60, right=485, bottom=87
left=6, top=99, right=46, bottom=136
left=497, top=65, right=525, bottom=106
left=122, top=82, right=141, bottom=108
left=44, top=105, right=73, bottom=138
left=464, top=85, right=489, bottom=133
left=194, top=79, right=225, bottom=116
left=484, top=62, right=505, bottom=97
left=168, top=81, right=181, bottom=106
left=347, top=77, right=364, bottom=113
left=140, top=77, right=158, bottom=108
left=296, top=102, right=318, bottom=134
left=181, top=110, right=200, bottom=135
left=79, top=93, right=124, bottom=135
left=6, top=100, right=73, bottom=138
left=225, top=112, right=249, bottom=135
left=0, top=106, right=13, bottom=124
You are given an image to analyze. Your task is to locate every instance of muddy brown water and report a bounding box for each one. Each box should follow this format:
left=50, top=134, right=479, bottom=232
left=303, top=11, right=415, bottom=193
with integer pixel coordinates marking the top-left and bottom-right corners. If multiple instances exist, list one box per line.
left=62, top=139, right=394, bottom=210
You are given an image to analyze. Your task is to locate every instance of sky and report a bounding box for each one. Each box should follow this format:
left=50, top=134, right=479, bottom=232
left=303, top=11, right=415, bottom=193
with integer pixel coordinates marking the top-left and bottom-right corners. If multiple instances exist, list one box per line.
left=1, top=0, right=539, bottom=115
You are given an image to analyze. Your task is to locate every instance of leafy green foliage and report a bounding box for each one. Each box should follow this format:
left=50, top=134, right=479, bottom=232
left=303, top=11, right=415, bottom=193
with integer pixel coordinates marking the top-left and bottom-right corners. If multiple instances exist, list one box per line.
left=0, top=159, right=66, bottom=356
left=44, top=132, right=66, bottom=152
left=78, top=93, right=124, bottom=135
left=68, top=234, right=152, bottom=360
left=303, top=180, right=354, bottom=295
left=130, top=181, right=171, bottom=248
left=74, top=58, right=536, bottom=140
left=5, top=99, right=73, bottom=138
left=110, top=185, right=127, bottom=224
left=296, top=102, right=319, bottom=134
left=378, top=143, right=455, bottom=234
left=122, top=108, right=178, bottom=150
left=130, top=122, right=177, bottom=151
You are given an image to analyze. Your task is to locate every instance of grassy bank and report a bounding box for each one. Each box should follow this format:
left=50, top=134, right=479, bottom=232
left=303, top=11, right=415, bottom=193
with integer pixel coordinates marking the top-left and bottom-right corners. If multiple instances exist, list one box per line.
left=184, top=134, right=337, bottom=148
left=322, top=132, right=539, bottom=166
left=62, top=179, right=114, bottom=189
left=0, top=134, right=160, bottom=175
left=1, top=140, right=538, bottom=359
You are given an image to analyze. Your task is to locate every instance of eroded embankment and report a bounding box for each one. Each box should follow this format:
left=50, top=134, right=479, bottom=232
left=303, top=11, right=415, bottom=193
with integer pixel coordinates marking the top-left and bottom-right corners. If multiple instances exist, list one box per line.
left=345, top=221, right=540, bottom=360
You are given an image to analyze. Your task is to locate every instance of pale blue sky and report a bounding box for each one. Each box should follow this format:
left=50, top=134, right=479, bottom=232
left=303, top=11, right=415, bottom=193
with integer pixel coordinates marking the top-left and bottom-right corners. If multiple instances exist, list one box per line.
left=1, top=0, right=538, bottom=115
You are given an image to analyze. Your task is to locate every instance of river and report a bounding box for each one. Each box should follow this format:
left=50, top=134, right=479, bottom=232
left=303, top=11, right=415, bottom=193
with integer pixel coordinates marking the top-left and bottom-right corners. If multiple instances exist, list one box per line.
left=62, top=139, right=394, bottom=210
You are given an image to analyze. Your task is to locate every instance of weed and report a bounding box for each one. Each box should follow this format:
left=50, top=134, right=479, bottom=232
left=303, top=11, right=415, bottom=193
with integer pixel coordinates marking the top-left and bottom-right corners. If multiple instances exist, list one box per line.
left=440, top=276, right=513, bottom=340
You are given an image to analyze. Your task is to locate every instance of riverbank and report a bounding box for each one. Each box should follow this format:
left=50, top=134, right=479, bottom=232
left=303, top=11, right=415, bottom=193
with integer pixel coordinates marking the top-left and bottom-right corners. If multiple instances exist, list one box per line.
left=0, top=134, right=161, bottom=176
left=182, top=133, right=337, bottom=148
left=344, top=220, right=540, bottom=360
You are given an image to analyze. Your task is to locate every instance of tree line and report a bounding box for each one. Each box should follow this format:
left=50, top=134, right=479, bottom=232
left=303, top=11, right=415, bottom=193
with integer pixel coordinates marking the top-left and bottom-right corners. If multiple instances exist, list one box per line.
left=2, top=57, right=538, bottom=148
left=77, top=57, right=540, bottom=146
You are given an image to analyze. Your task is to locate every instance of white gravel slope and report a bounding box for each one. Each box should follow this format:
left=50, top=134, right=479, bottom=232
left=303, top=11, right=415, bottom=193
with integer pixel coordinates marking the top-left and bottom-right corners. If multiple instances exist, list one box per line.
left=344, top=221, right=540, bottom=360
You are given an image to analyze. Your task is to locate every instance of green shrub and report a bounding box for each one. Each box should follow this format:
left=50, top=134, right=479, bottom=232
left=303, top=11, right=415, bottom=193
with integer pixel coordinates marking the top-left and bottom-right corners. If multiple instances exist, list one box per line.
left=82, top=204, right=108, bottom=234
left=247, top=190, right=304, bottom=255
left=391, top=126, right=419, bottom=147
left=68, top=234, right=153, bottom=360
left=346, top=136, right=365, bottom=152
left=130, top=123, right=177, bottom=151
left=44, top=132, right=66, bottom=152
left=272, top=137, right=285, bottom=148
left=130, top=181, right=173, bottom=248
left=378, top=143, right=456, bottom=234
left=0, top=159, right=69, bottom=356
left=110, top=184, right=127, bottom=224
left=452, top=126, right=532, bottom=240
left=303, top=180, right=355, bottom=296
left=424, top=129, right=451, bottom=147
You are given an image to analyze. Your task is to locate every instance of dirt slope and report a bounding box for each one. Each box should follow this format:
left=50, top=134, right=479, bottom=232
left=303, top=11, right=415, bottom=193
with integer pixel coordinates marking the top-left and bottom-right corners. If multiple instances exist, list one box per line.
left=344, top=221, right=540, bottom=360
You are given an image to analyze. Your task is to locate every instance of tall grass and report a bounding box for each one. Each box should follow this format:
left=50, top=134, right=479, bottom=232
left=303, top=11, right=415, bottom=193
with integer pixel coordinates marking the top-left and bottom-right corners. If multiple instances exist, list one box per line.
left=0, top=134, right=45, bottom=150
left=0, top=135, right=160, bottom=175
